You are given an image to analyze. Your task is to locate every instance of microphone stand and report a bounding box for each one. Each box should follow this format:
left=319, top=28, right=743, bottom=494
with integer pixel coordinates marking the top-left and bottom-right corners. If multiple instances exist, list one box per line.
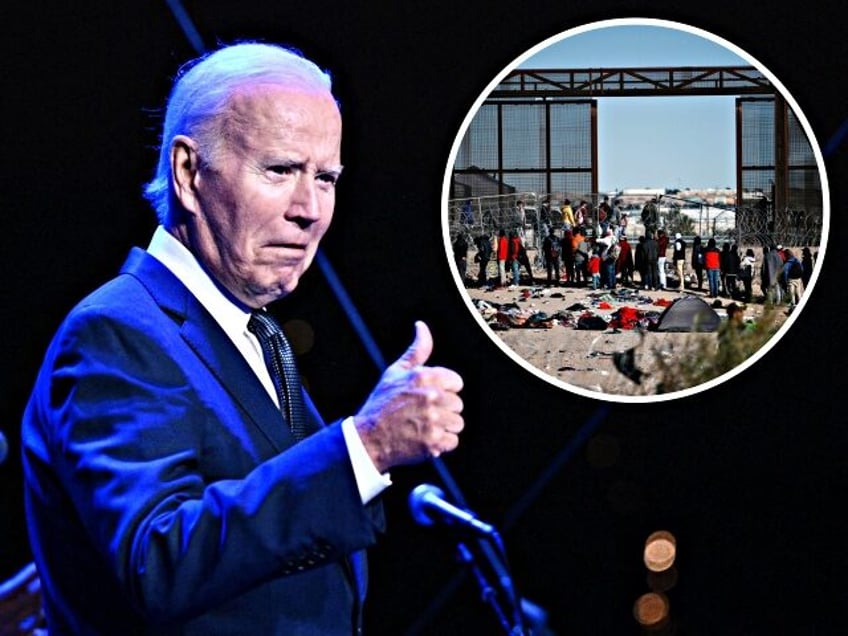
left=456, top=531, right=526, bottom=635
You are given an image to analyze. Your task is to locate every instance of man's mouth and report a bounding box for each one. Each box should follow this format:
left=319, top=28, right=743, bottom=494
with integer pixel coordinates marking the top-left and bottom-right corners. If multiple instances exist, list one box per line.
left=269, top=242, right=307, bottom=251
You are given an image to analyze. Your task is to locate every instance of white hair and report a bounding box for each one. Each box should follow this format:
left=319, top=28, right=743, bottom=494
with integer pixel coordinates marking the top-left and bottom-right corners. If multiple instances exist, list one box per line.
left=143, top=42, right=334, bottom=226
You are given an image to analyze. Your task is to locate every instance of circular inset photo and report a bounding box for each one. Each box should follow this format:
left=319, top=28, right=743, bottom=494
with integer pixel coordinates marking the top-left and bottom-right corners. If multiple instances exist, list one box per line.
left=443, top=18, right=829, bottom=403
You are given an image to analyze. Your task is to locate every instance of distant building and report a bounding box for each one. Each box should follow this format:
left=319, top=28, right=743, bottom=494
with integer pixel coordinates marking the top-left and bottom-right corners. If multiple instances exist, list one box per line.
left=607, top=187, right=736, bottom=210
left=451, top=166, right=516, bottom=199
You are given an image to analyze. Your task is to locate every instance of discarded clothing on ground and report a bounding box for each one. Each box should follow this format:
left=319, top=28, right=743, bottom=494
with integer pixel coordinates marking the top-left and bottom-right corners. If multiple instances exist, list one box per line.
left=472, top=289, right=711, bottom=333
left=576, top=313, right=609, bottom=330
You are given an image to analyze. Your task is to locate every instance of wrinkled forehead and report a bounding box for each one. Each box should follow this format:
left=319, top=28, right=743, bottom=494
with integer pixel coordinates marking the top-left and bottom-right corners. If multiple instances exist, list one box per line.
left=224, top=81, right=340, bottom=125
left=213, top=82, right=342, bottom=157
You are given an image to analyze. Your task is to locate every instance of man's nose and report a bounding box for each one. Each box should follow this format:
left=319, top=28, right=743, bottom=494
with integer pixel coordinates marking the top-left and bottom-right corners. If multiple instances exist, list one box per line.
left=287, top=172, right=322, bottom=223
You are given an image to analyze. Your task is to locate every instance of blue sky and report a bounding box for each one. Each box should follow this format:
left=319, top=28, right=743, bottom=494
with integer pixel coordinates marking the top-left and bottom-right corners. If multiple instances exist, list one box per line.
left=514, top=20, right=754, bottom=193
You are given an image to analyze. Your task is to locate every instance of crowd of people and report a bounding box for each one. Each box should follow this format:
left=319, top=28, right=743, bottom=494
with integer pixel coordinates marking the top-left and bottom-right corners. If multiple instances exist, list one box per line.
left=458, top=199, right=816, bottom=310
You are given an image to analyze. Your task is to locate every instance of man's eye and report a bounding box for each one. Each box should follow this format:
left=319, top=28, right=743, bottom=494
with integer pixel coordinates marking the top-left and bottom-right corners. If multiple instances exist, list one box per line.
left=268, top=165, right=295, bottom=176
left=316, top=172, right=338, bottom=187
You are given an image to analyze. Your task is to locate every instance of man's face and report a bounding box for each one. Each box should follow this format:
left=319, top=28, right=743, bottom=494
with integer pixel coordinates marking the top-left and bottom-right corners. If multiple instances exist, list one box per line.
left=185, top=84, right=342, bottom=308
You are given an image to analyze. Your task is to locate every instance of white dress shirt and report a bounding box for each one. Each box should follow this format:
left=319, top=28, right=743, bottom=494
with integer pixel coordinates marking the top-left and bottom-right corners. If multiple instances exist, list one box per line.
left=146, top=226, right=391, bottom=503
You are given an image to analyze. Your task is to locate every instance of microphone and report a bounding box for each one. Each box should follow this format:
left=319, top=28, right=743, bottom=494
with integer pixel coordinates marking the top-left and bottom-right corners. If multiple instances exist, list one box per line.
left=408, top=483, right=496, bottom=537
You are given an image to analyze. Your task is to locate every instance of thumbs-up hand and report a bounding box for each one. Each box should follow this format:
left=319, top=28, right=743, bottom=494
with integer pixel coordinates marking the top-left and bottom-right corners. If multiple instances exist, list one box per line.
left=354, top=322, right=464, bottom=473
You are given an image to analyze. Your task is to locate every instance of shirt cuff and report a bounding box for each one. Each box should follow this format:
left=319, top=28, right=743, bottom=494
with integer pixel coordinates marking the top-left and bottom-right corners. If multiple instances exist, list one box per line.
left=341, top=416, right=392, bottom=504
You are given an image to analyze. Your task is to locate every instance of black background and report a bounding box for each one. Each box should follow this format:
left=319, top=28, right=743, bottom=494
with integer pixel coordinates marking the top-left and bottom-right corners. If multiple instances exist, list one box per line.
left=2, top=2, right=845, bottom=634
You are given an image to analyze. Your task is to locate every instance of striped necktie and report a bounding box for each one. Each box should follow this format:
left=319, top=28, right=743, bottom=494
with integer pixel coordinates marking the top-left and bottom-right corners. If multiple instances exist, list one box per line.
left=247, top=310, right=308, bottom=441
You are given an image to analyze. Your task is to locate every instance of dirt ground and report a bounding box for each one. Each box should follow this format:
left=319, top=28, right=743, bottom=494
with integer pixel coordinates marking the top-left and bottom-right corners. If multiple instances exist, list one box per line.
left=458, top=256, right=791, bottom=400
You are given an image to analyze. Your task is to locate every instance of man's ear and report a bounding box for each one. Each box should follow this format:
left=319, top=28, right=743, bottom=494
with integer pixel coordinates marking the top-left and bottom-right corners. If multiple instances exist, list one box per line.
left=170, top=135, right=201, bottom=215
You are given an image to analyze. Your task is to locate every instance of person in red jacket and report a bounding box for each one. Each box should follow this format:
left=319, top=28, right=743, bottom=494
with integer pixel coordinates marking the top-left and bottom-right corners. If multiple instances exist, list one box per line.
left=588, top=247, right=602, bottom=290
left=616, top=236, right=635, bottom=286
left=703, top=237, right=722, bottom=298
left=496, top=228, right=508, bottom=287
left=657, top=229, right=669, bottom=290
left=508, top=230, right=522, bottom=287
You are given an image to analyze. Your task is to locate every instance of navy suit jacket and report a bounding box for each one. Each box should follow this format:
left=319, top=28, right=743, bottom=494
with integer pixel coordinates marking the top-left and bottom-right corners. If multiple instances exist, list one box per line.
left=22, top=248, right=385, bottom=635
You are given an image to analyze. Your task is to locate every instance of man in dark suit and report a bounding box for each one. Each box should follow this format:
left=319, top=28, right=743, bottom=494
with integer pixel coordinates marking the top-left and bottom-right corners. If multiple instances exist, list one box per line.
left=21, top=42, right=464, bottom=635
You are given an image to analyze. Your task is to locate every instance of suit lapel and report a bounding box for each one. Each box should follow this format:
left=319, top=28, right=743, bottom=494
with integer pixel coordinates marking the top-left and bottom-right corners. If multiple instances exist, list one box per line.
left=347, top=549, right=368, bottom=607
left=181, top=315, right=294, bottom=451
left=120, top=248, right=294, bottom=452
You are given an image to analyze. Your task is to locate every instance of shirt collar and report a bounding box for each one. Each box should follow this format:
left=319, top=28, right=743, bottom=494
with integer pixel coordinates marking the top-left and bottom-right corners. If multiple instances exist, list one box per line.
left=146, top=226, right=252, bottom=334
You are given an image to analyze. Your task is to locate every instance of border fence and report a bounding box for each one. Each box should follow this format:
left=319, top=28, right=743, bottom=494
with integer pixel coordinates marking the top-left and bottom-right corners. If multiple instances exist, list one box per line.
left=447, top=86, right=825, bottom=266
left=447, top=191, right=823, bottom=268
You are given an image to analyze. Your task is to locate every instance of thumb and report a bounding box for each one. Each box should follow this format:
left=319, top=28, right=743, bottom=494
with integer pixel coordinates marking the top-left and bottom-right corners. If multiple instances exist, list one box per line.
left=393, top=321, right=433, bottom=370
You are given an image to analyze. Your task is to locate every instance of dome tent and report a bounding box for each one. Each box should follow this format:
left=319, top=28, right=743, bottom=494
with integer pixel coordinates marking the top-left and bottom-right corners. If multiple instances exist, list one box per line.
left=654, top=295, right=721, bottom=332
